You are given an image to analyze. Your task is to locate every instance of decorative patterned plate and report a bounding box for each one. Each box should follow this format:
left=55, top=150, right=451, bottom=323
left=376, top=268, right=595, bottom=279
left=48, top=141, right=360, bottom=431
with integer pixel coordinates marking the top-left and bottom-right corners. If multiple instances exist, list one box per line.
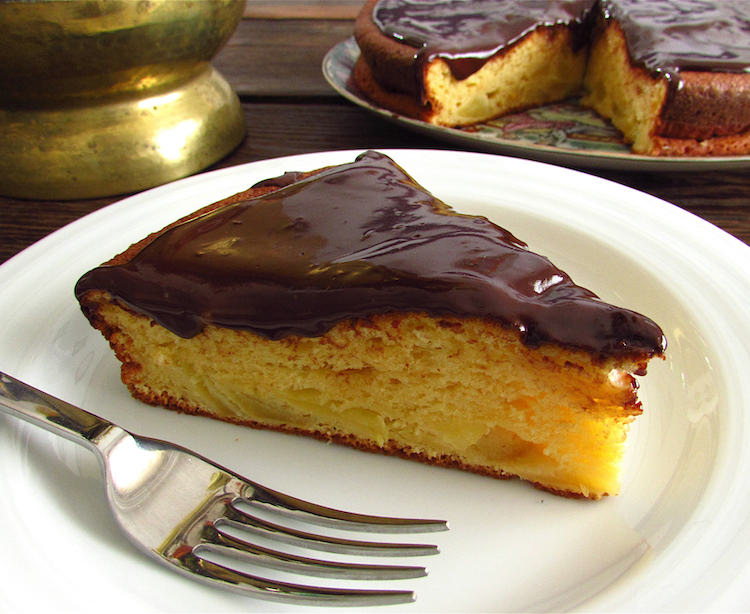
left=323, top=38, right=750, bottom=171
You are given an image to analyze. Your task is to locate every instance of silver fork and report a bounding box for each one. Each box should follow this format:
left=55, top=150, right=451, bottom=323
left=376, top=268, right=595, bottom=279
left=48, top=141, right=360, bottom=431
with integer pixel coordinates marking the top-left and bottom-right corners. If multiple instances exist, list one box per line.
left=0, top=372, right=447, bottom=606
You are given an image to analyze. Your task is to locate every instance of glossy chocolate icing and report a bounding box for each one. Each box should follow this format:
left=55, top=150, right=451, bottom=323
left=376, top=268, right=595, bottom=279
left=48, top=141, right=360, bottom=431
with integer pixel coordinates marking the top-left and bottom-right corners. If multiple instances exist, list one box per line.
left=373, top=0, right=595, bottom=81
left=372, top=0, right=750, bottom=83
left=252, top=171, right=306, bottom=189
left=600, top=0, right=750, bottom=79
left=75, top=151, right=665, bottom=357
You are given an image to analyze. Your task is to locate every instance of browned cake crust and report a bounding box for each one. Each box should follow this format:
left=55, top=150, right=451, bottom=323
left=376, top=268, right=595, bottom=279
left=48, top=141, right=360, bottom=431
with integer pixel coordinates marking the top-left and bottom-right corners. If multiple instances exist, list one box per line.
left=660, top=72, right=750, bottom=140
left=354, top=0, right=424, bottom=101
left=353, top=0, right=750, bottom=156
left=352, top=55, right=432, bottom=121
left=651, top=68, right=750, bottom=155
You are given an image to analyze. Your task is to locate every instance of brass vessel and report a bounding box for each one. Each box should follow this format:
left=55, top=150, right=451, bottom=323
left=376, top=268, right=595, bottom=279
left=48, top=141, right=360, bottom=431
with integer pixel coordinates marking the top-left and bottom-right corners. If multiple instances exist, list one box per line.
left=0, top=0, right=246, bottom=200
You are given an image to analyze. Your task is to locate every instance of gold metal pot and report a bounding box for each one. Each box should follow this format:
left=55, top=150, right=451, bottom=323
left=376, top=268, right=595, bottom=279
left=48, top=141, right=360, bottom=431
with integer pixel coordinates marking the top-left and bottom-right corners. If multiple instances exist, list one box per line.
left=0, top=0, right=246, bottom=200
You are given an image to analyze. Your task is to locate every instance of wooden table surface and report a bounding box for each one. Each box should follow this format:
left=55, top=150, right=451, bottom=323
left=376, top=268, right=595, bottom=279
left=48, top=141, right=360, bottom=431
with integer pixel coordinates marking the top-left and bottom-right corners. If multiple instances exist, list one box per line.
left=2, top=3, right=748, bottom=266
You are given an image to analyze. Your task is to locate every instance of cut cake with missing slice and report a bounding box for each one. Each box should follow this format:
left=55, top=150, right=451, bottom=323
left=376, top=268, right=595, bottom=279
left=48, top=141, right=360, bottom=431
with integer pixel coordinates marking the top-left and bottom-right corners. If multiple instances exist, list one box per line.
left=75, top=151, right=666, bottom=499
left=354, top=0, right=750, bottom=156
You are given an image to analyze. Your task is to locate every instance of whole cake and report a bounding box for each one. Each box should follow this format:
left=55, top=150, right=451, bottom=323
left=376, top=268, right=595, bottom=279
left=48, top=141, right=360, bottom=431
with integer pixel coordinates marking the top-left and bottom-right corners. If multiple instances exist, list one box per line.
left=353, top=0, right=750, bottom=156
left=75, top=151, right=666, bottom=499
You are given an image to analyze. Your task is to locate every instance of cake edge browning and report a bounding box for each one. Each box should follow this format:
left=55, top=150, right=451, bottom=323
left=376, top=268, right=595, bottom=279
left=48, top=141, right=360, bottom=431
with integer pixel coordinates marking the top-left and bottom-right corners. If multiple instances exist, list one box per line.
left=354, top=0, right=424, bottom=99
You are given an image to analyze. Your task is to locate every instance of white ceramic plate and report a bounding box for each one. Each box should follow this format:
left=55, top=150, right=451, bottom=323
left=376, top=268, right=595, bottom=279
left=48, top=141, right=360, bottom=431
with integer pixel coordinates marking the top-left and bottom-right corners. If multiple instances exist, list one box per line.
left=1, top=150, right=750, bottom=612
left=323, top=38, right=750, bottom=172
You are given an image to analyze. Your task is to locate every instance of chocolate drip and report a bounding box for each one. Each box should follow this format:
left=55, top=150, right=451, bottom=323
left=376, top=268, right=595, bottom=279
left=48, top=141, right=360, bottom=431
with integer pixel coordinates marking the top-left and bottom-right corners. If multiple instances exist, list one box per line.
left=372, top=0, right=750, bottom=85
left=75, top=151, right=665, bottom=357
left=252, top=171, right=306, bottom=189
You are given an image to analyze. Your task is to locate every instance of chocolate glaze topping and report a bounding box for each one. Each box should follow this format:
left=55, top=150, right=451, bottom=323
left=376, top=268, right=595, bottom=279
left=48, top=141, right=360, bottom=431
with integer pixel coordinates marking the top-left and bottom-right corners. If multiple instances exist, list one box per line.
left=75, top=151, right=665, bottom=357
left=373, top=0, right=595, bottom=81
left=600, top=0, right=750, bottom=79
left=252, top=171, right=306, bottom=189
left=372, top=0, right=750, bottom=84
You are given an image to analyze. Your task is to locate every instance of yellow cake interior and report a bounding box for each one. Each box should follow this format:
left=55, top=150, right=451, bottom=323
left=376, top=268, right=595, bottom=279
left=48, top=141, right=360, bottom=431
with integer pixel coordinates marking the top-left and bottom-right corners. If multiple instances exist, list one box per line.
left=581, top=21, right=668, bottom=154
left=426, top=20, right=668, bottom=152
left=425, top=27, right=588, bottom=127
left=89, top=291, right=645, bottom=499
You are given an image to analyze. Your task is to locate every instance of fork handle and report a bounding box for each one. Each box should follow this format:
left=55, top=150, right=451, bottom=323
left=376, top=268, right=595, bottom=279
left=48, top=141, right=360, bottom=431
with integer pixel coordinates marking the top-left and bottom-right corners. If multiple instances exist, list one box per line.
left=0, top=371, right=113, bottom=448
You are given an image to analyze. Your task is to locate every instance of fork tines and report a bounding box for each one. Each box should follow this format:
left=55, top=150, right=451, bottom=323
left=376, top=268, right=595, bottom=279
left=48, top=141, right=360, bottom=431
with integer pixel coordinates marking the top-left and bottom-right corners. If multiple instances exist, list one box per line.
left=164, top=479, right=448, bottom=606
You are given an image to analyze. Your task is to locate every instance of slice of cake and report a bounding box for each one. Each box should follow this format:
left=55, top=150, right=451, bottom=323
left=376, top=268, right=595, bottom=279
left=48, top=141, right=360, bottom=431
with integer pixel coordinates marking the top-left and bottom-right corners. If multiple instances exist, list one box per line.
left=353, top=0, right=750, bottom=156
left=75, top=151, right=665, bottom=499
